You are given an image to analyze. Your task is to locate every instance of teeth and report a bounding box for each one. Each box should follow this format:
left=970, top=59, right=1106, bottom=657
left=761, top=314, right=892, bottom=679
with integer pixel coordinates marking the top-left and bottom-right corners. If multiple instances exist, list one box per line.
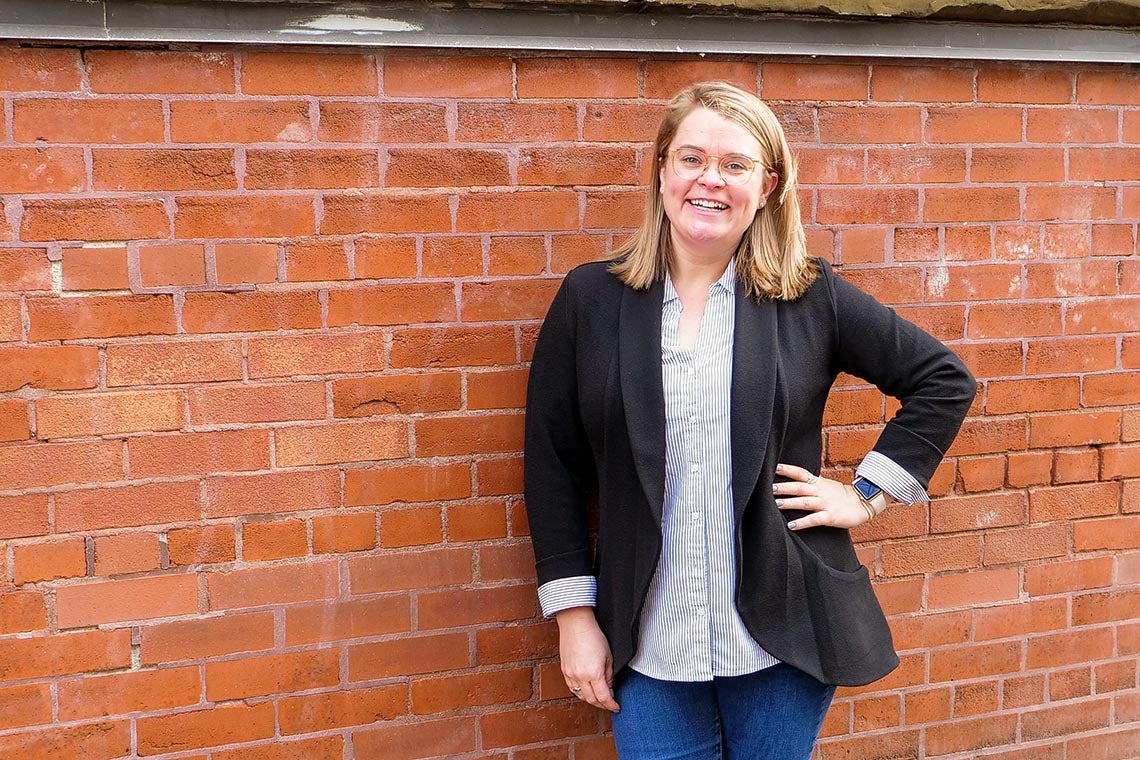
left=690, top=199, right=727, bottom=210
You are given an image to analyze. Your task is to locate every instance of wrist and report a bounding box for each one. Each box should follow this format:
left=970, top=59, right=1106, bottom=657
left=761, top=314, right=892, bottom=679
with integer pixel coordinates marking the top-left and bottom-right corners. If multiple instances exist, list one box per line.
left=852, top=476, right=889, bottom=519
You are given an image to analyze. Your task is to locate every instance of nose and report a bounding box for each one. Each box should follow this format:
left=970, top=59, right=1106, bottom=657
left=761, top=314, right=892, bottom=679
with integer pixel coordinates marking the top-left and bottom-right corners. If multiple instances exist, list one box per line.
left=697, top=157, right=726, bottom=186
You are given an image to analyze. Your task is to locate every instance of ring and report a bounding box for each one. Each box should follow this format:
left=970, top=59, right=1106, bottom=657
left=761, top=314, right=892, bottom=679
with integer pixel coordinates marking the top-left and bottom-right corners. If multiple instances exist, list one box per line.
left=570, top=686, right=582, bottom=694
left=807, top=474, right=818, bottom=484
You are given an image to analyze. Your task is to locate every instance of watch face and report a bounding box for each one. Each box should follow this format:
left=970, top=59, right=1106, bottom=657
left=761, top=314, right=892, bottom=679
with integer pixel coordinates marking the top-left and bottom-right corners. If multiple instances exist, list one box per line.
left=853, top=478, right=882, bottom=501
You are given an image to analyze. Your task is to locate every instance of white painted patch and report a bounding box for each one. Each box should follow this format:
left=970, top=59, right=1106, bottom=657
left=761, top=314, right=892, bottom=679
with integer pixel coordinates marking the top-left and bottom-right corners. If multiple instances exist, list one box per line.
left=51, top=259, right=62, bottom=294
left=927, top=265, right=948, bottom=299
left=288, top=15, right=423, bottom=33
left=276, top=122, right=309, bottom=142
left=977, top=509, right=999, bottom=527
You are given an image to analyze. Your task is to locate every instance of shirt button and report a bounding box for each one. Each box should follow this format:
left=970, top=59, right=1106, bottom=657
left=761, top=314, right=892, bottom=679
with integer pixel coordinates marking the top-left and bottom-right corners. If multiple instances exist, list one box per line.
left=686, top=367, right=694, bottom=375
left=690, top=462, right=699, bottom=473
left=688, top=414, right=697, bottom=423
left=691, top=512, right=701, bottom=521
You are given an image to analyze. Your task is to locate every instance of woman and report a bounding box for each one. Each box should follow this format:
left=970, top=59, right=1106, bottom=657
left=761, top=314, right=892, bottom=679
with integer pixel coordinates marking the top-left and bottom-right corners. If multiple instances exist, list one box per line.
left=524, top=82, right=975, bottom=759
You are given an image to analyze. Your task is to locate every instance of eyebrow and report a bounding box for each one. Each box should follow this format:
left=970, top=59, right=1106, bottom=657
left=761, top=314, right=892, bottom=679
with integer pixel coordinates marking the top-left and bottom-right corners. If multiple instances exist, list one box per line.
left=673, top=144, right=754, bottom=156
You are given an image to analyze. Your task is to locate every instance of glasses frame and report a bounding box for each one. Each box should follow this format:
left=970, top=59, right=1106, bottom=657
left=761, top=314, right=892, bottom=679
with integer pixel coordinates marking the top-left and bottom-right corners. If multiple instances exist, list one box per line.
left=664, top=148, right=770, bottom=186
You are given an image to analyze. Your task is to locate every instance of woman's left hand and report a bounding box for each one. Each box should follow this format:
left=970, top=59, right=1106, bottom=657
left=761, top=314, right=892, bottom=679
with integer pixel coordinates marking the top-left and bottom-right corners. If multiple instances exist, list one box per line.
left=773, top=462, right=871, bottom=530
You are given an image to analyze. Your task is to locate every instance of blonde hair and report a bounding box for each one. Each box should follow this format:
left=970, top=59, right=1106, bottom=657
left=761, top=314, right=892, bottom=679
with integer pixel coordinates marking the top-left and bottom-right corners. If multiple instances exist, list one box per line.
left=608, top=81, right=818, bottom=301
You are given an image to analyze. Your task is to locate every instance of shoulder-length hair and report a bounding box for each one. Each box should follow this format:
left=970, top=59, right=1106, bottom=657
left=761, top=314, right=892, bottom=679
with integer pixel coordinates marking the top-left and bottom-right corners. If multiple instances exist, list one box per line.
left=608, top=81, right=818, bottom=301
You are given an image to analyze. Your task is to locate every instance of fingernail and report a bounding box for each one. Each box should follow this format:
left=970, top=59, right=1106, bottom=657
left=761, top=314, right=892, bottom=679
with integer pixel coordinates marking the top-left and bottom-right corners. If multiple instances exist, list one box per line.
left=772, top=484, right=779, bottom=493
left=775, top=499, right=785, bottom=507
left=775, top=464, right=785, bottom=472
left=787, top=521, right=796, bottom=530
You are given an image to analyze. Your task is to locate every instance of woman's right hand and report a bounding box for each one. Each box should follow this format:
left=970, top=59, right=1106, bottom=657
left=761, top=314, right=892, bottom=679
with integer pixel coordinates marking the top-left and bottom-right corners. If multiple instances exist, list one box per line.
left=555, top=607, right=621, bottom=712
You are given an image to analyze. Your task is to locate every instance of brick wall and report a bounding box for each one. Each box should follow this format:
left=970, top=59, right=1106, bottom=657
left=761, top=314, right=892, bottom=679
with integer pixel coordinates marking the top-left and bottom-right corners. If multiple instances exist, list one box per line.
left=0, top=42, right=1137, bottom=759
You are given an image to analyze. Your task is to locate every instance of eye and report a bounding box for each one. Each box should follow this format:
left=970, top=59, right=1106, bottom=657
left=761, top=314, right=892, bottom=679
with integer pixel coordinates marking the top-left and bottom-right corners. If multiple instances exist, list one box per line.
left=678, top=152, right=705, bottom=166
left=722, top=157, right=752, bottom=175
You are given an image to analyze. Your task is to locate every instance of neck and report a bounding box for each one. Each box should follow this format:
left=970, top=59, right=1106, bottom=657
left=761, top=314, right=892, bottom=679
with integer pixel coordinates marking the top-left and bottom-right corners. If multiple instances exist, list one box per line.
left=669, top=241, right=734, bottom=291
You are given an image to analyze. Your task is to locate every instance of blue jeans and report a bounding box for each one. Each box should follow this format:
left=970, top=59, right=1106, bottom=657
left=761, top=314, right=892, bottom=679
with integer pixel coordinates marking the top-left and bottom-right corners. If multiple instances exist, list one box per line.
left=610, top=664, right=836, bottom=760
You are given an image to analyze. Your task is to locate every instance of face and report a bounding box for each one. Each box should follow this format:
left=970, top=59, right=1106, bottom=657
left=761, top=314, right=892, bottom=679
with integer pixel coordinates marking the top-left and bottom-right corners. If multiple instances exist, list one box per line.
left=658, top=108, right=778, bottom=260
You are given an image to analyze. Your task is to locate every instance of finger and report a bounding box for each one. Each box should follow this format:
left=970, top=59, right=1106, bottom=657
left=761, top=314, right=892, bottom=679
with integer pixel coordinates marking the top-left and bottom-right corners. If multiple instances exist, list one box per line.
left=787, top=510, right=832, bottom=531
left=776, top=496, right=823, bottom=511
left=776, top=462, right=816, bottom=483
left=773, top=480, right=817, bottom=497
left=591, top=677, right=621, bottom=712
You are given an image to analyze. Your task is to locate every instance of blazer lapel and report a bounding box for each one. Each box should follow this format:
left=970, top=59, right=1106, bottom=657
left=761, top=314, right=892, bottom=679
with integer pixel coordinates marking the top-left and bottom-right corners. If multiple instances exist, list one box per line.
left=732, top=284, right=778, bottom=522
left=619, top=280, right=666, bottom=524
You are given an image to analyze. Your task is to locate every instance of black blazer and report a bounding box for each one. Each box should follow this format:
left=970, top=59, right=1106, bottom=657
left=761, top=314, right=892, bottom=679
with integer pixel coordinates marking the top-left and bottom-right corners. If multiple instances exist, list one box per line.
left=524, top=258, right=975, bottom=686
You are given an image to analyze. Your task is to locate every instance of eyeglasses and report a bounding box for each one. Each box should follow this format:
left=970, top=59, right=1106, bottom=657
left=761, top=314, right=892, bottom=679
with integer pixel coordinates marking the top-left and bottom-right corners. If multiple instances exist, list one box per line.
left=666, top=148, right=766, bottom=186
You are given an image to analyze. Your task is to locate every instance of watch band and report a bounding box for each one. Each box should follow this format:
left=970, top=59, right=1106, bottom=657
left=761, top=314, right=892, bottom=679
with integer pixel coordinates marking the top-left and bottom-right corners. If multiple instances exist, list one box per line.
left=852, top=477, right=889, bottom=517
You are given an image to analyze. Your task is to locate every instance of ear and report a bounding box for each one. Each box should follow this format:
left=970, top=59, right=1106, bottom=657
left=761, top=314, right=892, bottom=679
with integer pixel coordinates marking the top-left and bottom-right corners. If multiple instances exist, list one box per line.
left=762, top=169, right=780, bottom=201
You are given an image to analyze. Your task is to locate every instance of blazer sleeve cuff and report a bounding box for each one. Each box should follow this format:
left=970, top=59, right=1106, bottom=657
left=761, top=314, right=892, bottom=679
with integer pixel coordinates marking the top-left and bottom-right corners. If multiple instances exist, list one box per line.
left=857, top=450, right=931, bottom=505
left=537, top=576, right=597, bottom=618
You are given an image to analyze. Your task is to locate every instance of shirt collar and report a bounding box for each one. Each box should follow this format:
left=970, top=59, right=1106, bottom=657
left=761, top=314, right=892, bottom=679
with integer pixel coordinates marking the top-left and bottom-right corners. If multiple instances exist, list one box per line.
left=664, top=260, right=736, bottom=304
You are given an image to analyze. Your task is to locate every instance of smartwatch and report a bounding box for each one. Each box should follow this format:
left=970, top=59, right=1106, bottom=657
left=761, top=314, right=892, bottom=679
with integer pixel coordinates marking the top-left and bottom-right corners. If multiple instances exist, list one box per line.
left=852, top=477, right=888, bottom=516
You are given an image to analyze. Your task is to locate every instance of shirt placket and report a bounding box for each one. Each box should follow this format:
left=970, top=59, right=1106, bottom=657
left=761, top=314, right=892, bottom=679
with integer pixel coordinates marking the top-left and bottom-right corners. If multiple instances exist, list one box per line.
left=682, top=322, right=714, bottom=677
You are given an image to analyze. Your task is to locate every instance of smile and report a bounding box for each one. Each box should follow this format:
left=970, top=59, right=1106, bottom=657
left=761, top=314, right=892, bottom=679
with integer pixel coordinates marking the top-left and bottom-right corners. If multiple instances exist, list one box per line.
left=688, top=199, right=728, bottom=210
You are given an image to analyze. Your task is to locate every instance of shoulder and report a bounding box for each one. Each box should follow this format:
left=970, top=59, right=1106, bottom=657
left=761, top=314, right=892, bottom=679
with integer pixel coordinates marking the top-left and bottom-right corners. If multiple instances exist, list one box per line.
left=560, top=260, right=628, bottom=305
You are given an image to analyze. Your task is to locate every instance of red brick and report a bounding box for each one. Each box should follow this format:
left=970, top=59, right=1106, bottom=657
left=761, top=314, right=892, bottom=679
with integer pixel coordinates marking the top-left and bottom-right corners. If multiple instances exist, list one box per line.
left=955, top=455, right=1005, bottom=493
left=460, top=102, right=579, bottom=142
left=987, top=376, right=1079, bottom=414
left=798, top=148, right=864, bottom=186
left=349, top=547, right=473, bottom=595
left=312, top=512, right=376, bottom=555
left=462, top=279, right=560, bottom=322
left=761, top=62, right=867, bottom=100
left=21, top=198, right=169, bottom=241
left=971, top=147, right=1066, bottom=182
left=1050, top=665, right=1093, bottom=701
left=206, top=648, right=339, bottom=701
left=1029, top=481, right=1118, bottom=522
left=483, top=702, right=597, bottom=749
left=140, top=611, right=274, bottom=664
left=413, top=667, right=532, bottom=714
left=871, top=65, right=974, bottom=102
left=866, top=147, right=966, bottom=184
left=243, top=51, right=375, bottom=95
left=349, top=632, right=471, bottom=680
left=0, top=147, right=85, bottom=193
left=422, top=236, right=482, bottom=278
left=1093, top=222, right=1136, bottom=256
left=246, top=149, right=378, bottom=190
left=212, top=242, right=279, bottom=284
left=61, top=245, right=129, bottom=290
left=205, top=469, right=340, bottom=518
left=333, top=373, right=461, bottom=418
left=0, top=629, right=130, bottom=681
left=389, top=147, right=510, bottom=188
left=107, top=339, right=243, bottom=387
left=171, top=100, right=312, bottom=143
left=129, top=429, right=268, bottom=479
left=0, top=345, right=99, bottom=392
left=479, top=542, right=536, bottom=584
left=56, top=480, right=199, bottom=533
left=552, top=233, right=610, bottom=273
left=1054, top=448, right=1100, bottom=484
left=380, top=506, right=442, bottom=548
left=1030, top=410, right=1120, bottom=448
left=448, top=501, right=509, bottom=542
left=458, top=190, right=579, bottom=232
left=13, top=98, right=164, bottom=143
left=1028, top=627, right=1115, bottom=669
left=966, top=301, right=1061, bottom=340
left=285, top=595, right=409, bottom=646
left=386, top=54, right=511, bottom=97
left=182, top=290, right=319, bottom=333
left=56, top=573, right=198, bottom=628
left=0, top=46, right=81, bottom=91
left=817, top=189, right=919, bottom=225
left=242, top=519, right=307, bottom=561
left=984, top=523, right=1067, bottom=565
left=353, top=717, right=478, bottom=760
left=1103, top=443, right=1140, bottom=479
left=517, top=57, right=637, bottom=98
left=327, top=283, right=455, bottom=327
left=946, top=418, right=1027, bottom=458
left=1072, top=147, right=1140, bottom=182
left=0, top=590, right=47, bottom=634
left=1085, top=371, right=1140, bottom=406
left=819, top=106, right=921, bottom=143
left=93, top=532, right=161, bottom=576
left=319, top=101, right=447, bottom=143
left=137, top=702, right=275, bottom=755
left=93, top=148, right=235, bottom=191
left=1075, top=515, right=1140, bottom=552
left=583, top=189, right=645, bottom=229
left=1025, top=185, right=1117, bottom=221
left=643, top=60, right=757, bottom=98
left=322, top=193, right=451, bottom=235
left=214, top=737, right=345, bottom=760
left=582, top=103, right=664, bottom=143
left=87, top=49, right=233, bottom=93
left=926, top=187, right=1022, bottom=223
left=13, top=538, right=87, bottom=584
left=1006, top=451, right=1052, bottom=488
left=416, top=414, right=524, bottom=456
left=1023, top=698, right=1111, bottom=742
left=189, top=381, right=326, bottom=425
left=247, top=332, right=382, bottom=379
left=36, top=389, right=182, bottom=439
left=468, top=368, right=529, bottom=411
left=207, top=561, right=340, bottom=610
left=390, top=326, right=517, bottom=368
left=0, top=398, right=29, bottom=441
left=930, top=639, right=1022, bottom=683
left=1028, top=107, right=1119, bottom=143
left=138, top=243, right=207, bottom=286
left=418, top=584, right=535, bottom=629
left=974, top=596, right=1067, bottom=641
left=175, top=195, right=315, bottom=238
left=926, top=106, right=1024, bottom=142
left=928, top=567, right=1019, bottom=610
left=888, top=610, right=970, bottom=651
left=978, top=67, right=1072, bottom=103
left=927, top=714, right=1018, bottom=756
left=57, top=666, right=200, bottom=720
left=0, top=721, right=131, bottom=760
left=0, top=683, right=52, bottom=731
left=29, top=293, right=175, bottom=341
left=0, top=440, right=123, bottom=490
left=1068, top=725, right=1140, bottom=760
left=1026, top=337, right=1116, bottom=375
left=345, top=462, right=471, bottom=508
left=518, top=146, right=639, bottom=186
left=166, top=524, right=236, bottom=566
left=354, top=237, right=417, bottom=278
left=881, top=534, right=980, bottom=576
left=279, top=687, right=405, bottom=735
left=283, top=239, right=349, bottom=281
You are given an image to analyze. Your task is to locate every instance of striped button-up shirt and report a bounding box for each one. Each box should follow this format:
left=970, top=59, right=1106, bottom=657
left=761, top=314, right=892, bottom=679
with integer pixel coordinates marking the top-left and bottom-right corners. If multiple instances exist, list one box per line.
left=536, top=264, right=928, bottom=681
